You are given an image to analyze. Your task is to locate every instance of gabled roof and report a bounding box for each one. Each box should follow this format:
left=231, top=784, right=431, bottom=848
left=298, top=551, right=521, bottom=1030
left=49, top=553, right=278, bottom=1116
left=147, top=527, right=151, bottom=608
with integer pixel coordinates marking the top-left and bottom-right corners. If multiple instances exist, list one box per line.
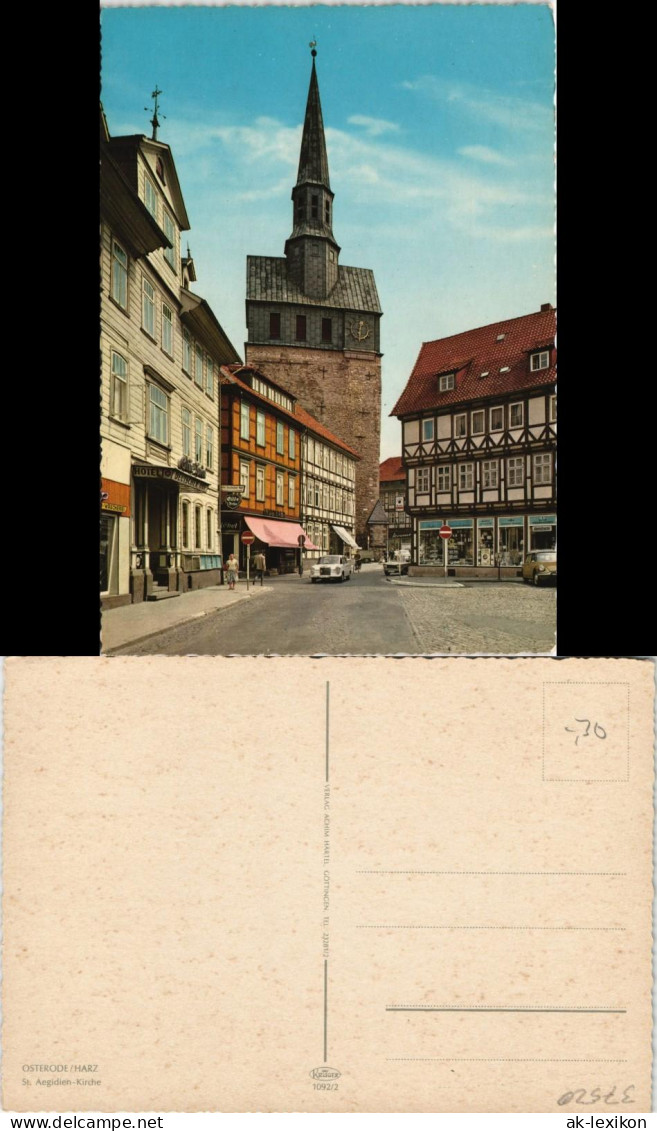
left=100, top=142, right=171, bottom=258
left=367, top=499, right=389, bottom=526
left=247, top=256, right=381, bottom=314
left=106, top=134, right=191, bottom=231
left=220, top=364, right=360, bottom=458
left=391, top=307, right=556, bottom=417
left=180, top=289, right=241, bottom=365
left=379, top=456, right=405, bottom=482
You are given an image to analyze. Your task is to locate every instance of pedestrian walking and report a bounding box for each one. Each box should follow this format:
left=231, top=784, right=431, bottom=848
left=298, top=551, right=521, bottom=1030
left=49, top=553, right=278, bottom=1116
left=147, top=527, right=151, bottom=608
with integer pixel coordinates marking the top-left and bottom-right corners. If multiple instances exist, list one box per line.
left=226, top=553, right=239, bottom=590
left=253, top=550, right=266, bottom=586
left=354, top=551, right=361, bottom=573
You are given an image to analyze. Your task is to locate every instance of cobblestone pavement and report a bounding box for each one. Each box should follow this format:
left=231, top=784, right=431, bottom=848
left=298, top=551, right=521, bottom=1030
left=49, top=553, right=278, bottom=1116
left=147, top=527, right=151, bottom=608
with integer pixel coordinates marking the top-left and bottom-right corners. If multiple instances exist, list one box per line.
left=397, top=582, right=556, bottom=653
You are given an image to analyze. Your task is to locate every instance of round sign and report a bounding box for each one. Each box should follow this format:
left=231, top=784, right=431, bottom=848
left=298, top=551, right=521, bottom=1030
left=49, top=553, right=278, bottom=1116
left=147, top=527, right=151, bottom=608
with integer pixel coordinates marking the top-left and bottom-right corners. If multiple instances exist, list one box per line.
left=297, top=534, right=306, bottom=546
left=439, top=525, right=453, bottom=540
left=241, top=531, right=256, bottom=545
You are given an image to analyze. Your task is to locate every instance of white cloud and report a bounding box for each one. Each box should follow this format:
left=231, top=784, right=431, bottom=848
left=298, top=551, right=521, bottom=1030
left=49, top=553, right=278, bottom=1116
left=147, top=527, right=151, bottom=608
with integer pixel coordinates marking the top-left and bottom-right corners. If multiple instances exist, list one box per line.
left=399, top=75, right=553, bottom=135
left=458, top=144, right=513, bottom=166
left=347, top=114, right=400, bottom=137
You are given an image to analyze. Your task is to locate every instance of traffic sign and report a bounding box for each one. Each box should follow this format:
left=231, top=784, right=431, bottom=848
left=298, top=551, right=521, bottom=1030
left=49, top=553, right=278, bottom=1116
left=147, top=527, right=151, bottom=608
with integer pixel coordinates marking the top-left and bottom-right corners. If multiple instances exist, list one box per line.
left=241, top=531, right=256, bottom=545
left=439, top=525, right=453, bottom=540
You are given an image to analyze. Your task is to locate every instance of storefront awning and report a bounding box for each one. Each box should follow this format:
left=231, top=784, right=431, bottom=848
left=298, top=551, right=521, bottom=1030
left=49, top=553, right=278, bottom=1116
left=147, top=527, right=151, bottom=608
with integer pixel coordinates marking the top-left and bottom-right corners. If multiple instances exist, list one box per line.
left=244, top=516, right=319, bottom=550
left=332, top=525, right=359, bottom=550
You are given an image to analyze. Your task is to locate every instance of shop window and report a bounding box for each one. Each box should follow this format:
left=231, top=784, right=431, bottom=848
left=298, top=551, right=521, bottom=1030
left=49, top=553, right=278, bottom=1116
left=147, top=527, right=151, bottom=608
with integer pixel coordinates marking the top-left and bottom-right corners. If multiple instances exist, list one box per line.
left=507, top=457, right=525, bottom=487
left=142, top=277, right=155, bottom=337
left=510, top=402, right=524, bottom=427
left=296, top=315, right=307, bottom=341
left=472, top=410, right=485, bottom=435
left=110, top=351, right=128, bottom=421
left=240, top=402, right=250, bottom=440
left=498, top=521, right=524, bottom=565
left=256, top=464, right=265, bottom=501
left=437, top=466, right=450, bottom=491
left=322, top=318, right=332, bottom=342
left=530, top=350, right=550, bottom=371
left=163, top=210, right=176, bottom=270
left=533, top=453, right=552, bottom=484
left=454, top=414, right=466, bottom=438
left=422, top=419, right=434, bottom=442
left=490, top=406, right=504, bottom=431
left=448, top=525, right=474, bottom=565
left=269, top=313, right=281, bottom=339
left=111, top=240, right=128, bottom=310
left=276, top=421, right=285, bottom=454
left=458, top=463, right=474, bottom=490
left=100, top=513, right=118, bottom=593
left=482, top=460, right=498, bottom=488
left=162, top=303, right=173, bottom=356
left=148, top=383, right=168, bottom=445
left=276, top=472, right=284, bottom=506
left=477, top=523, right=494, bottom=566
left=416, top=467, right=430, bottom=493
left=182, top=407, right=191, bottom=457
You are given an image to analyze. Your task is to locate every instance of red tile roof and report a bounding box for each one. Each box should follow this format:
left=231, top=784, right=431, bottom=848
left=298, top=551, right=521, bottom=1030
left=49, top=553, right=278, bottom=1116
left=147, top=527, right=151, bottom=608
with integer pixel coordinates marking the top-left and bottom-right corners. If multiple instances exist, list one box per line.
left=379, top=456, right=404, bottom=482
left=220, top=366, right=360, bottom=458
left=391, top=307, right=556, bottom=417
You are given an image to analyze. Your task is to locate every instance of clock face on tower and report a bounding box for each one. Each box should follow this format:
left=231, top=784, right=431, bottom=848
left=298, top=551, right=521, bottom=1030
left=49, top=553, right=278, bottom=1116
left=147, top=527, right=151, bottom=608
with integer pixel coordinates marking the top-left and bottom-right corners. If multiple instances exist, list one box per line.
left=349, top=318, right=370, bottom=342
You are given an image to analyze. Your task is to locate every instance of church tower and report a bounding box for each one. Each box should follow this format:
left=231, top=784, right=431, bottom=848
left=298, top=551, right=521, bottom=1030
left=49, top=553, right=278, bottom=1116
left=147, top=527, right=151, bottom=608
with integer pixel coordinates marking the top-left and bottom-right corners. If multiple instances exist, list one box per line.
left=245, top=46, right=382, bottom=546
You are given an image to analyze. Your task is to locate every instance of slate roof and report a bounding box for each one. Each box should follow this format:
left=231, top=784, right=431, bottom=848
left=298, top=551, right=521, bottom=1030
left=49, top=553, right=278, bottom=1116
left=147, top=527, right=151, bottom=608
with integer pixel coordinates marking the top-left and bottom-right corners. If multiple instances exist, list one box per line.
left=297, top=59, right=331, bottom=189
left=247, top=256, right=382, bottom=314
left=379, top=456, right=405, bottom=483
left=367, top=499, right=389, bottom=525
left=391, top=307, right=556, bottom=417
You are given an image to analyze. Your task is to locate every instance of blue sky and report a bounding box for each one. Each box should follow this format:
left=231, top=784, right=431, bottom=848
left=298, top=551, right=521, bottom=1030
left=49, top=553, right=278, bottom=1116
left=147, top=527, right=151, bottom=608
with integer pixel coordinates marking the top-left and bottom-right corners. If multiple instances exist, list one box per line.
left=101, top=3, right=555, bottom=459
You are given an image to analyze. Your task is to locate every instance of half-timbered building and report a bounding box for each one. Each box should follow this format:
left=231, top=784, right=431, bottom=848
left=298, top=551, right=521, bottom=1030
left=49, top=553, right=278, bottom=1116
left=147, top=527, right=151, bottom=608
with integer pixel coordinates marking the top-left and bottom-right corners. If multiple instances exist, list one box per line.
left=379, top=456, right=413, bottom=556
left=391, top=305, right=556, bottom=577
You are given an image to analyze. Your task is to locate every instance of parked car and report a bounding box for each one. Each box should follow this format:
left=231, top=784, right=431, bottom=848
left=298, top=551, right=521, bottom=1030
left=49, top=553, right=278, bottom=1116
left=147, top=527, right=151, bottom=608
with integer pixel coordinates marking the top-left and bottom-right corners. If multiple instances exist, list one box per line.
left=310, top=555, right=354, bottom=583
left=522, top=550, right=557, bottom=586
left=383, top=549, right=411, bottom=576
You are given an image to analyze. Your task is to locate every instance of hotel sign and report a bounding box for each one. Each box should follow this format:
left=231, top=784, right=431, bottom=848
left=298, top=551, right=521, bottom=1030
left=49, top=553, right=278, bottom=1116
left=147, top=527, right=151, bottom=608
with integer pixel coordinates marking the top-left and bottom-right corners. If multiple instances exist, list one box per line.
left=133, top=464, right=209, bottom=492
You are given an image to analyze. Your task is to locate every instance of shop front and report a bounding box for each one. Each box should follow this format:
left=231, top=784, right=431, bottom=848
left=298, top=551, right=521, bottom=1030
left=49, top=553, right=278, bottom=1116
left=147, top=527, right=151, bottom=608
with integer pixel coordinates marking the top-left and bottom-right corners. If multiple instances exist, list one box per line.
left=331, top=524, right=359, bottom=556
left=101, top=477, right=131, bottom=608
left=243, top=515, right=319, bottom=574
left=476, top=518, right=494, bottom=566
left=418, top=518, right=474, bottom=568
left=498, top=516, right=524, bottom=567
left=529, top=514, right=557, bottom=550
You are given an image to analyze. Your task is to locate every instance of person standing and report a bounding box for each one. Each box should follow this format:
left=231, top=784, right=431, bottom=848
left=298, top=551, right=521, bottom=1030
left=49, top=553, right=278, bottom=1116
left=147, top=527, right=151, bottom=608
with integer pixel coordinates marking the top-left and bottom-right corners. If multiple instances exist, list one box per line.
left=253, top=550, right=266, bottom=586
left=226, top=553, right=239, bottom=591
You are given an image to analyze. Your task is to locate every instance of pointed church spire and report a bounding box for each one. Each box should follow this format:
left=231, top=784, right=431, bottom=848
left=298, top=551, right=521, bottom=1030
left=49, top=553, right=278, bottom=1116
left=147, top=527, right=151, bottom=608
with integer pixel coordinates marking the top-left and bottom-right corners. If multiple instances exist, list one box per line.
left=297, top=46, right=331, bottom=190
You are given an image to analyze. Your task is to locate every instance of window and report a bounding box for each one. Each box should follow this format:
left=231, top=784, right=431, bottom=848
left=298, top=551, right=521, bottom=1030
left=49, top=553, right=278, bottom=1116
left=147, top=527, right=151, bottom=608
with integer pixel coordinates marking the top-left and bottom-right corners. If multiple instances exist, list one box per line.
left=550, top=395, right=557, bottom=422
left=194, top=504, right=202, bottom=550
left=472, top=410, right=485, bottom=435
left=276, top=471, right=284, bottom=506
left=490, top=406, right=504, bottom=431
left=533, top=453, right=552, bottom=484
left=182, top=328, right=191, bottom=374
left=206, top=424, right=214, bottom=471
left=416, top=467, right=430, bottom=493
left=482, top=459, right=498, bottom=488
left=182, top=407, right=191, bottom=457
left=110, top=351, right=128, bottom=421
left=330, top=449, right=336, bottom=473
left=206, top=509, right=213, bottom=551
left=240, top=402, right=250, bottom=440
left=181, top=501, right=190, bottom=549
left=276, top=421, right=284, bottom=454
left=307, top=437, right=315, bottom=464
left=507, top=456, right=525, bottom=486
left=156, top=156, right=166, bottom=184
left=148, top=383, right=168, bottom=444
left=325, top=200, right=330, bottom=223
left=161, top=303, right=173, bottom=356
left=289, top=428, right=296, bottom=459
left=422, top=419, right=434, bottom=442
left=288, top=476, right=296, bottom=509
left=256, top=464, right=265, bottom=501
left=195, top=417, right=203, bottom=463
left=269, top=313, right=281, bottom=339
left=195, top=345, right=203, bottom=388
left=322, top=318, right=332, bottom=342
left=163, top=211, right=176, bottom=269
left=111, top=240, right=128, bottom=310
left=206, top=357, right=214, bottom=399
left=142, top=277, right=155, bottom=337
left=510, top=403, right=524, bottom=427
left=454, top=414, right=467, bottom=438
left=253, top=410, right=265, bottom=447
left=531, top=350, right=550, bottom=371
left=458, top=463, right=474, bottom=490
left=439, top=373, right=455, bottom=391
left=296, top=315, right=307, bottom=341
left=144, top=176, right=158, bottom=220
left=437, top=465, right=450, bottom=491
left=239, top=461, right=250, bottom=497
left=311, top=195, right=319, bottom=219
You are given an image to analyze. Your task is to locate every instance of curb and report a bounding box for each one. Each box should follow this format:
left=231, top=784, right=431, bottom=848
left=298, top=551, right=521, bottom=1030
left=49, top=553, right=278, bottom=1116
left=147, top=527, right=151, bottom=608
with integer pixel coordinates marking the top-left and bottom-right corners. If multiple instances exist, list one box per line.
left=102, top=586, right=273, bottom=655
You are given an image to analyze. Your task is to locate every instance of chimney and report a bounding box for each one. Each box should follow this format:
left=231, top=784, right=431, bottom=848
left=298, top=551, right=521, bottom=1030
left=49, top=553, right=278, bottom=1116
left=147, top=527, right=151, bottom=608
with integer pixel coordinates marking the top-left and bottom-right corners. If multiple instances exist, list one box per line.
left=540, top=302, right=553, bottom=312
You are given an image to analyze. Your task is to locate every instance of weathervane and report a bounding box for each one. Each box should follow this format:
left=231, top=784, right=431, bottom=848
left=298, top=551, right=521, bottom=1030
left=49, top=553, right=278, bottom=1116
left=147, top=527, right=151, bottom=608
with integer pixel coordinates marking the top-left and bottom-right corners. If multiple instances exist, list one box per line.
left=145, top=86, right=165, bottom=141
left=309, top=39, right=317, bottom=58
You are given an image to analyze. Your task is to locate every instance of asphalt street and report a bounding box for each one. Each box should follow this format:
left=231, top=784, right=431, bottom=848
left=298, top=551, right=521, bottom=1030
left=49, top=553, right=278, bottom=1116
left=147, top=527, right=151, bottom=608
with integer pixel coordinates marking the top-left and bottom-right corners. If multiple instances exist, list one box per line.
left=116, top=565, right=556, bottom=655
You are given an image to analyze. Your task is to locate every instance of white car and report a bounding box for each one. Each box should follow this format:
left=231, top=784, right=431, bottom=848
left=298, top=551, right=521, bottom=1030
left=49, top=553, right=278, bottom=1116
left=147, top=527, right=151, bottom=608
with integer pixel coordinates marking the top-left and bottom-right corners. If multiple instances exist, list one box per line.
left=310, top=555, right=353, bottom=583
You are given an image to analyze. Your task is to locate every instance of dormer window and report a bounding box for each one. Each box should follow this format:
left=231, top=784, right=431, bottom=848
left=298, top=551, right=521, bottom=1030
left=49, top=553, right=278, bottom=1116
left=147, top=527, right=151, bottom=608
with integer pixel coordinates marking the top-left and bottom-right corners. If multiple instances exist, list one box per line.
left=156, top=156, right=166, bottom=185
left=530, top=350, right=550, bottom=371
left=439, top=373, right=455, bottom=391
left=496, top=333, right=505, bottom=342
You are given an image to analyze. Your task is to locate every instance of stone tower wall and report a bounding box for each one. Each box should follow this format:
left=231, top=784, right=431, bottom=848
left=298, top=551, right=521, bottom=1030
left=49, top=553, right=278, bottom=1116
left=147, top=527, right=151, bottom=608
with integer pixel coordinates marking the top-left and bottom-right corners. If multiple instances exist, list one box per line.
left=245, top=343, right=381, bottom=544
